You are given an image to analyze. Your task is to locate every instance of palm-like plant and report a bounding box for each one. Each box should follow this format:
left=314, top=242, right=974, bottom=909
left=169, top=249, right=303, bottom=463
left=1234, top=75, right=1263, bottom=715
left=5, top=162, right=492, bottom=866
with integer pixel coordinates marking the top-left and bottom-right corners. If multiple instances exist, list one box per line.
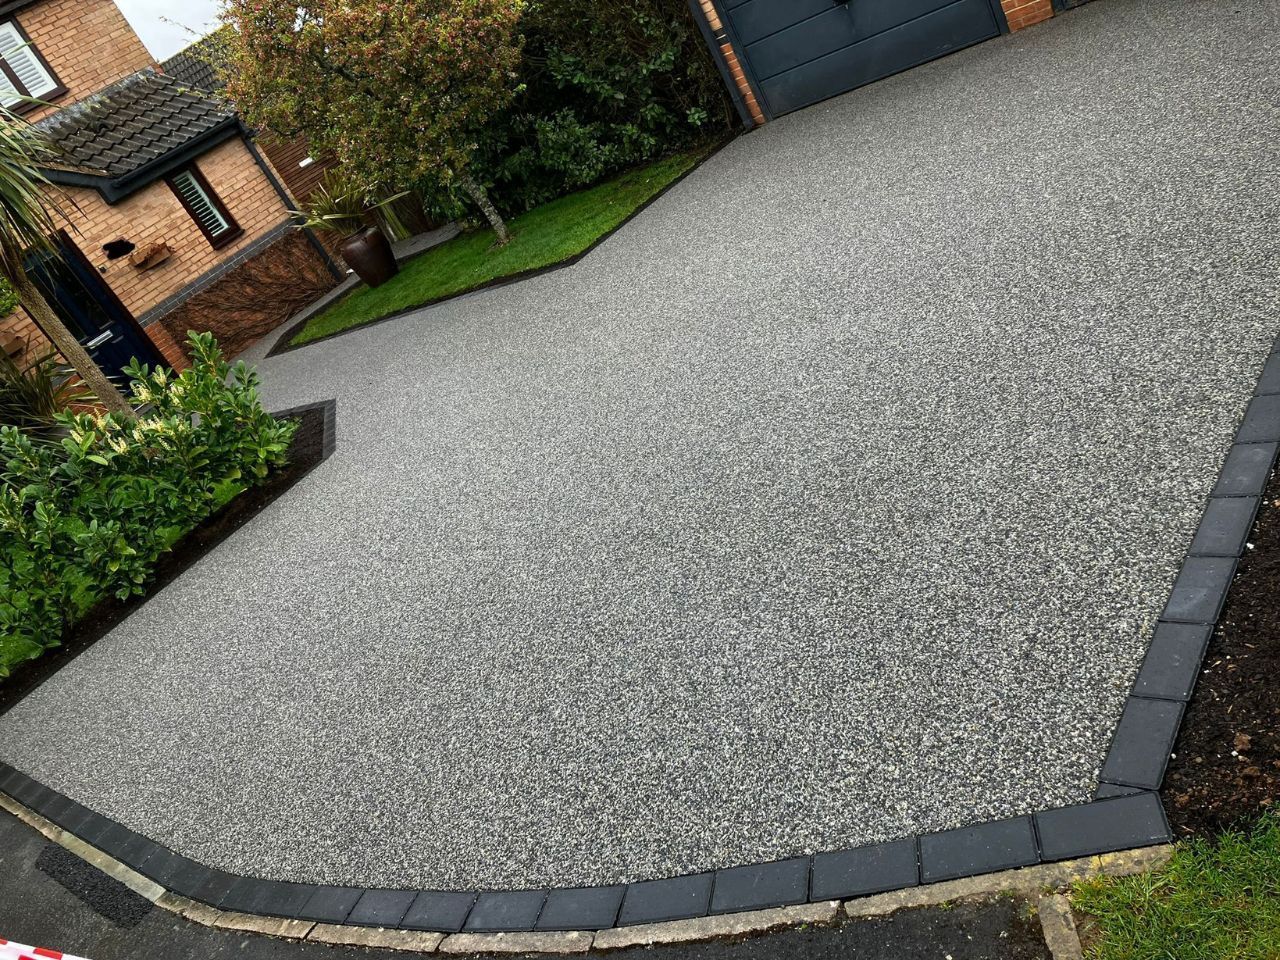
left=0, top=106, right=132, bottom=416
left=0, top=344, right=91, bottom=435
left=290, top=171, right=410, bottom=239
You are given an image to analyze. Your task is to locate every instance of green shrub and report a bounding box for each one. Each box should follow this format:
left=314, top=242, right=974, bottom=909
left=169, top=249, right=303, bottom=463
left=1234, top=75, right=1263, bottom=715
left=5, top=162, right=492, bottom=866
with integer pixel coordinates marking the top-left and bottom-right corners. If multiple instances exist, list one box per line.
left=0, top=277, right=19, bottom=316
left=466, top=0, right=735, bottom=214
left=0, top=332, right=296, bottom=673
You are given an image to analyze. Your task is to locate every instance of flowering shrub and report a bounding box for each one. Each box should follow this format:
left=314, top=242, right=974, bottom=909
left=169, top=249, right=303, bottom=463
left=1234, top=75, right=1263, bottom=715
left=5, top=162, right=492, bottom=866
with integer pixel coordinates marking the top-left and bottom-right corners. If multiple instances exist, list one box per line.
left=0, top=333, right=296, bottom=672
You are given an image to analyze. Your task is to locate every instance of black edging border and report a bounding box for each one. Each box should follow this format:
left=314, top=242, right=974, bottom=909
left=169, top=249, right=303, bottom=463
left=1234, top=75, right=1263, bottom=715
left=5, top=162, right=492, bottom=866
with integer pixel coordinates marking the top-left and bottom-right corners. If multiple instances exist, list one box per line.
left=2, top=345, right=1279, bottom=936
left=273, top=398, right=339, bottom=464
left=264, top=137, right=735, bottom=359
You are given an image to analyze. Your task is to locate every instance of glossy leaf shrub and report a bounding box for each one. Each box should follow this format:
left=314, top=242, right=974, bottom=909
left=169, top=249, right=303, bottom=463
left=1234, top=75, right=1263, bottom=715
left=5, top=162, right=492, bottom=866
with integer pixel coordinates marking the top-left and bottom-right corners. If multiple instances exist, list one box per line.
left=471, top=0, right=735, bottom=214
left=0, top=333, right=296, bottom=673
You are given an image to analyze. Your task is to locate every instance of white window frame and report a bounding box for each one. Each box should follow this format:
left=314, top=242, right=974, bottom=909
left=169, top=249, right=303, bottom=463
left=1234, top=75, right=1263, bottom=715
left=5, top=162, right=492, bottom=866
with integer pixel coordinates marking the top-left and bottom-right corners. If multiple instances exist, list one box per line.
left=168, top=167, right=241, bottom=249
left=0, top=20, right=61, bottom=110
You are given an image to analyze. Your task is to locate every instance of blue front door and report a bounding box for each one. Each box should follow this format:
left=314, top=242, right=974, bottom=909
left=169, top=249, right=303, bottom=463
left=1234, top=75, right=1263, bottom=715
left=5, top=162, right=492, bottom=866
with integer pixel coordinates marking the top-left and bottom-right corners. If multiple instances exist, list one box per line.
left=25, top=234, right=164, bottom=381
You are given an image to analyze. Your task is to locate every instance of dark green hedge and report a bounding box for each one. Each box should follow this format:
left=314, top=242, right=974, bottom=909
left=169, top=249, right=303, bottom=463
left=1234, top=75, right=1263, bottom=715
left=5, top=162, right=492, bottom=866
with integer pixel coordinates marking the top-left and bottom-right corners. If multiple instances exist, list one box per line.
left=469, top=0, right=736, bottom=215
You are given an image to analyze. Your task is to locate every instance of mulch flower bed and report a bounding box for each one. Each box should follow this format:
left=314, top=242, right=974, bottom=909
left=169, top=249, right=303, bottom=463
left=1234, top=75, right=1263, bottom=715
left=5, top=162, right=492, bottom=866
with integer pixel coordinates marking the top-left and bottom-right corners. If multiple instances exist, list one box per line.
left=0, top=403, right=330, bottom=717
left=1165, top=466, right=1280, bottom=837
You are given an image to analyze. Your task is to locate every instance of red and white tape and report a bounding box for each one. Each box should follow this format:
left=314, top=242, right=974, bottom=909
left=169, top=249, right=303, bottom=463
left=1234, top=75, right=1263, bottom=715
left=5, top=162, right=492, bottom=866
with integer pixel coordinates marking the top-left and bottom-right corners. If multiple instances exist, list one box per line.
left=0, top=938, right=91, bottom=960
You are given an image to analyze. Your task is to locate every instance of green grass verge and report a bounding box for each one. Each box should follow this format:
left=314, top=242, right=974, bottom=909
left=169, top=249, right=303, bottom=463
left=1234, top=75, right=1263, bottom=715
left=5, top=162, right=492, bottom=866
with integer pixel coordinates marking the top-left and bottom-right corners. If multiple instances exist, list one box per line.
left=291, top=147, right=711, bottom=347
left=1073, top=816, right=1280, bottom=959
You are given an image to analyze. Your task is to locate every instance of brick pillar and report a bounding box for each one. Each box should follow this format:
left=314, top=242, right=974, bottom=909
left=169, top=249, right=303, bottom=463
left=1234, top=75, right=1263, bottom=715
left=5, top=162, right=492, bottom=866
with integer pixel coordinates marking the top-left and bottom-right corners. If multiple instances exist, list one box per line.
left=142, top=321, right=190, bottom=372
left=696, top=0, right=767, bottom=126
left=1001, top=0, right=1054, bottom=31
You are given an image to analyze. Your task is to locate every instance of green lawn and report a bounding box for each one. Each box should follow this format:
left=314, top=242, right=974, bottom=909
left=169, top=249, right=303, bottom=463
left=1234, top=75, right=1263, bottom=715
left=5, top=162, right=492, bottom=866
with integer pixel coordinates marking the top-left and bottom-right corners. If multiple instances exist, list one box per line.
left=291, top=147, right=710, bottom=347
left=1073, top=816, right=1280, bottom=959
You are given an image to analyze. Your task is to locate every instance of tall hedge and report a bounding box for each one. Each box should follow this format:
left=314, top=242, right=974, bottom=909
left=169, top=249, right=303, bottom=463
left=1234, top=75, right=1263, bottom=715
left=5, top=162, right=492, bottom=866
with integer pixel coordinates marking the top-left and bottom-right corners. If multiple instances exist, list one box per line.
left=472, top=0, right=736, bottom=214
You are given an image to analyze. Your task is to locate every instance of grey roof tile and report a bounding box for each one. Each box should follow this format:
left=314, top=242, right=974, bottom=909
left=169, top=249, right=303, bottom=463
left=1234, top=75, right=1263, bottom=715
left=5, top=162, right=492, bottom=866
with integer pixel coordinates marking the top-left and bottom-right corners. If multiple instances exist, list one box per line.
left=160, top=27, right=232, bottom=94
left=35, top=68, right=235, bottom=181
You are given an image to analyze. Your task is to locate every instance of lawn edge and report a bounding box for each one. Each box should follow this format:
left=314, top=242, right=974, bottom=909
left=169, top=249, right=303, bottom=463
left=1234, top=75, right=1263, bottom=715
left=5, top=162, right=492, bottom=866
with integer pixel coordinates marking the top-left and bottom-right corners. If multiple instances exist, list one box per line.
left=266, top=138, right=734, bottom=358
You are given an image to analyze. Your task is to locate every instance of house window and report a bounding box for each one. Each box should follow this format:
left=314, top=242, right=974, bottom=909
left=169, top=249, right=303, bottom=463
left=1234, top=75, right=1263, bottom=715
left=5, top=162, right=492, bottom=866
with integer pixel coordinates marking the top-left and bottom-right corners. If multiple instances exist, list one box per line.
left=0, top=20, right=64, bottom=111
left=167, top=167, right=243, bottom=249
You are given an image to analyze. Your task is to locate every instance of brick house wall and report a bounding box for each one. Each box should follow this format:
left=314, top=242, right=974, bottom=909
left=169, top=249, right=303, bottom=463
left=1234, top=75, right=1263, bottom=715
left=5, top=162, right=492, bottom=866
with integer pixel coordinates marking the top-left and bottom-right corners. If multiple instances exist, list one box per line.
left=0, top=0, right=340, bottom=379
left=695, top=0, right=766, bottom=127
left=151, top=230, right=337, bottom=360
left=0, top=135, right=336, bottom=370
left=0, top=303, right=54, bottom=363
left=9, top=0, right=154, bottom=122
left=69, top=137, right=291, bottom=320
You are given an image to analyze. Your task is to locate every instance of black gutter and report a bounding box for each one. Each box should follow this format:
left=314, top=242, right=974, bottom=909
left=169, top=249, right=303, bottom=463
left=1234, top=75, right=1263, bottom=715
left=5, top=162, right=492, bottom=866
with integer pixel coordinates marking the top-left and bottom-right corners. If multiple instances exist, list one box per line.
left=0, top=0, right=39, bottom=16
left=239, top=121, right=343, bottom=282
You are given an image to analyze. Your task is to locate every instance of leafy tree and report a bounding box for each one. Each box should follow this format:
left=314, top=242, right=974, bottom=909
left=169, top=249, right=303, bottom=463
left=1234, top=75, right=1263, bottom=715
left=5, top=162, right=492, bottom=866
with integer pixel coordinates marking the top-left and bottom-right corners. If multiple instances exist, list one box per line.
left=222, top=0, right=525, bottom=244
left=0, top=109, right=132, bottom=416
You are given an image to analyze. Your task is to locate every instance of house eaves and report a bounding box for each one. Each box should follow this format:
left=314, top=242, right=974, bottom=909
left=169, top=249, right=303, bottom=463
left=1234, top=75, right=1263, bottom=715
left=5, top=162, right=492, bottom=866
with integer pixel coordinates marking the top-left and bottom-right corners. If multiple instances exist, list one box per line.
left=0, top=0, right=40, bottom=17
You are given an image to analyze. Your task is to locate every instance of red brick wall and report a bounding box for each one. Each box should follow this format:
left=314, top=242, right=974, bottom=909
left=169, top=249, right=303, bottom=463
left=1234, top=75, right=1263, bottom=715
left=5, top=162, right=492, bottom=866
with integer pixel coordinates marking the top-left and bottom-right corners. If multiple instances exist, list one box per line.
left=0, top=306, right=55, bottom=367
left=696, top=0, right=765, bottom=126
left=1001, top=0, right=1055, bottom=31
left=61, top=137, right=292, bottom=320
left=13, top=0, right=155, bottom=122
left=0, top=136, right=298, bottom=371
left=0, top=234, right=334, bottom=374
left=141, top=322, right=190, bottom=371
left=154, top=231, right=337, bottom=359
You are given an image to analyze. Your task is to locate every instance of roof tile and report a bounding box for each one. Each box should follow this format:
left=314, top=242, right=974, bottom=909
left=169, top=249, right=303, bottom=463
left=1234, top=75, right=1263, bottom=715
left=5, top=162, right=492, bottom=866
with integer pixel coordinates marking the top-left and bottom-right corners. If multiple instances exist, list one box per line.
left=36, top=68, right=235, bottom=180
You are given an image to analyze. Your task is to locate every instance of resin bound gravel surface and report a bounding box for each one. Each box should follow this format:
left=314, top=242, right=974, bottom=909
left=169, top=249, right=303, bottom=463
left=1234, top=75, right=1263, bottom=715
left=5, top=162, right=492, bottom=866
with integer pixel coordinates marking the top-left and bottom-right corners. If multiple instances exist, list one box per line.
left=2, top=0, right=1278, bottom=891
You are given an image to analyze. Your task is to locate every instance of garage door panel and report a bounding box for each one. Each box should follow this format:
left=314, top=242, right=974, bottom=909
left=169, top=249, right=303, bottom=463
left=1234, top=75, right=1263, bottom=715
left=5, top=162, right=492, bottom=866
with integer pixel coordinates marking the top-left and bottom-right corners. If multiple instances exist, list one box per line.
left=745, top=0, right=973, bottom=81
left=727, top=0, right=833, bottom=47
left=757, top=0, right=1000, bottom=115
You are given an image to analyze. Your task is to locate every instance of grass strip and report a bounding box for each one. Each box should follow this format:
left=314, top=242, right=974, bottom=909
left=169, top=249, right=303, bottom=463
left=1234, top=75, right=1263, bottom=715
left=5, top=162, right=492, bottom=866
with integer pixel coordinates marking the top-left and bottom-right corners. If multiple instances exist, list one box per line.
left=1073, top=815, right=1280, bottom=959
left=292, top=147, right=710, bottom=347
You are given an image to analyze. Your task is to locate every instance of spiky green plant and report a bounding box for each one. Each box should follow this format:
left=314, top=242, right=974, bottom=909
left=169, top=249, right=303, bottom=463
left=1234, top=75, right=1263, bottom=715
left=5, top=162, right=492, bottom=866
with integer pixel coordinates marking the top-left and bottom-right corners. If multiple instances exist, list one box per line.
left=290, top=170, right=409, bottom=239
left=0, top=345, right=90, bottom=435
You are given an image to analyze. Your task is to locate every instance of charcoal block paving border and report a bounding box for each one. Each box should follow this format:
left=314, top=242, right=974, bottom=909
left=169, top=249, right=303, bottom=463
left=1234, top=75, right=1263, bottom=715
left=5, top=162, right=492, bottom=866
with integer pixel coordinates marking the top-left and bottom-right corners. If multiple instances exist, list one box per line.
left=0, top=338, right=1277, bottom=940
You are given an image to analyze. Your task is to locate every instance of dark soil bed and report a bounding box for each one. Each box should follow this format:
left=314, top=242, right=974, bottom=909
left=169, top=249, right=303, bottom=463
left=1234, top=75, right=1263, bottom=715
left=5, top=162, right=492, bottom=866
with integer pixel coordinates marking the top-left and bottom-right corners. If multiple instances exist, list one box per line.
left=0, top=401, right=334, bottom=718
left=1165, top=464, right=1280, bottom=837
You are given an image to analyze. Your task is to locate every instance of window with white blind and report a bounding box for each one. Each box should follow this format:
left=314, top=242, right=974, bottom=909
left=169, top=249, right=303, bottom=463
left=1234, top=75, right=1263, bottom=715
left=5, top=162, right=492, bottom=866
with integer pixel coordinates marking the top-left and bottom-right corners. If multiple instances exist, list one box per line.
left=0, top=20, right=62, bottom=110
left=168, top=168, right=242, bottom=249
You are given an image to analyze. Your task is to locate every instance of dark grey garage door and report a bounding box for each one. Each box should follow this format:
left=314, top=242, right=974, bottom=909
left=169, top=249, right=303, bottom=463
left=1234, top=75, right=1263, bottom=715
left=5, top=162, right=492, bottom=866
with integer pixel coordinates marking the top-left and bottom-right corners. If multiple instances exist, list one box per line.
left=721, top=0, right=1005, bottom=116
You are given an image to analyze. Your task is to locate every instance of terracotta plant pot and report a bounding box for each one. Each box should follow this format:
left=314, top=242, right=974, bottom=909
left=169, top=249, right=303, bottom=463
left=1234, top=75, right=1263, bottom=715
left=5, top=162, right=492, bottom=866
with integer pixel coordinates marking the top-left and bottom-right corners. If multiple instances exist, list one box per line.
left=339, top=226, right=399, bottom=288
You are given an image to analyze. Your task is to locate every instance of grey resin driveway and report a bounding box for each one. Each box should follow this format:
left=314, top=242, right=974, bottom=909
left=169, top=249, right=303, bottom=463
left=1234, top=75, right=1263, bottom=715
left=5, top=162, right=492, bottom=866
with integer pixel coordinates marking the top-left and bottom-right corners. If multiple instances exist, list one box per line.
left=3, top=0, right=1278, bottom=891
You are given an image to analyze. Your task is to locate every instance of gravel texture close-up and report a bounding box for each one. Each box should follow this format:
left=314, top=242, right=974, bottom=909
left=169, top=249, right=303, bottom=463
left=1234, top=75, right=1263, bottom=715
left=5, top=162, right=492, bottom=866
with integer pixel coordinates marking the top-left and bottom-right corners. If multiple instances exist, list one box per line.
left=2, top=0, right=1278, bottom=891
